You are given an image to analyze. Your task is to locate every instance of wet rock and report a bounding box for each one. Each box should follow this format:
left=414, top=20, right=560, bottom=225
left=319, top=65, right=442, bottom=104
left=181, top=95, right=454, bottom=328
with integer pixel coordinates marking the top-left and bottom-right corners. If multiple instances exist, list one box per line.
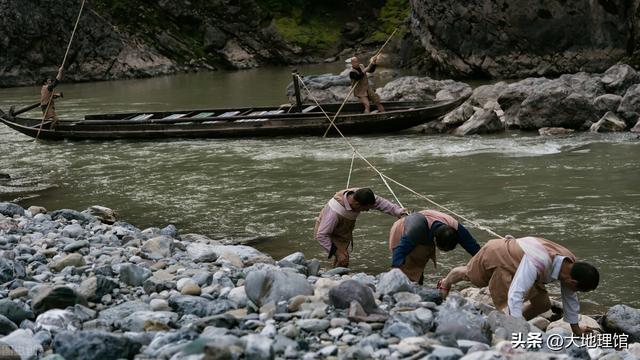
left=8, top=288, right=28, bottom=299
left=169, top=295, right=234, bottom=317
left=617, top=84, right=640, bottom=125
left=594, top=94, right=623, bottom=115
left=632, top=119, right=640, bottom=133
left=228, top=286, right=247, bottom=307
left=393, top=307, right=434, bottom=334
left=0, top=203, right=25, bottom=217
left=0, top=329, right=43, bottom=359
left=453, top=109, right=503, bottom=136
left=382, top=321, right=418, bottom=339
left=244, top=269, right=313, bottom=307
left=429, top=345, right=465, bottom=360
left=98, top=301, right=150, bottom=326
left=150, top=299, right=170, bottom=312
left=604, top=304, right=640, bottom=342
left=324, top=267, right=350, bottom=276
left=601, top=64, right=639, bottom=94
left=377, top=76, right=472, bottom=102
left=84, top=206, right=118, bottom=224
left=32, top=286, right=86, bottom=315
left=118, top=263, right=152, bottom=287
left=486, top=311, right=532, bottom=342
left=61, top=223, right=84, bottom=238
left=296, top=318, right=330, bottom=332
left=120, top=311, right=178, bottom=332
left=538, top=127, right=575, bottom=136
left=62, top=240, right=90, bottom=252
left=0, top=315, right=18, bottom=335
left=307, top=259, right=321, bottom=276
left=590, top=111, right=627, bottom=132
left=435, top=295, right=491, bottom=344
left=50, top=209, right=94, bottom=223
left=52, top=330, right=142, bottom=360
left=329, top=280, right=379, bottom=313
left=0, top=299, right=32, bottom=325
left=51, top=253, right=85, bottom=272
left=77, top=276, right=119, bottom=302
left=547, top=315, right=601, bottom=334
left=35, top=309, right=81, bottom=332
left=244, top=334, right=274, bottom=360
left=280, top=252, right=306, bottom=265
left=181, top=283, right=202, bottom=296
left=528, top=317, right=550, bottom=331
left=377, top=269, right=413, bottom=296
left=142, top=236, right=174, bottom=259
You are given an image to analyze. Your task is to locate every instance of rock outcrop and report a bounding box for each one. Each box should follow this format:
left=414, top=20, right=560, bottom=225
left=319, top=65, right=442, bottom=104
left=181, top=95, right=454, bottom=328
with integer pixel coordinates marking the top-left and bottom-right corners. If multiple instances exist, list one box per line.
left=409, top=0, right=640, bottom=78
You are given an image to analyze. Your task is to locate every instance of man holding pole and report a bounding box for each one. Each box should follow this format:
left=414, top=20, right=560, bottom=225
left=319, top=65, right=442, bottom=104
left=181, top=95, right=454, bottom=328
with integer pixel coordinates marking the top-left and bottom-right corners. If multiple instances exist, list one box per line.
left=348, top=56, right=385, bottom=114
left=40, top=67, right=64, bottom=128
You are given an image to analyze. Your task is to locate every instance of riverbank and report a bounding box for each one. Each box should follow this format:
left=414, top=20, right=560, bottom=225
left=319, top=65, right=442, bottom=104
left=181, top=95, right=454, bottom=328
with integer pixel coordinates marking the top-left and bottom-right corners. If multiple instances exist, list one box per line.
left=0, top=202, right=638, bottom=359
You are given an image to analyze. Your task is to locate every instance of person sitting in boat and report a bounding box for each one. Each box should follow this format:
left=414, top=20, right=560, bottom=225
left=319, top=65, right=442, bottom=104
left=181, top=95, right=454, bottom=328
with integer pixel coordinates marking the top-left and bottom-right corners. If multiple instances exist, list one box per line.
left=349, top=56, right=385, bottom=114
left=40, top=66, right=64, bottom=128
left=314, top=187, right=407, bottom=268
left=438, top=236, right=599, bottom=335
left=388, top=210, right=481, bottom=284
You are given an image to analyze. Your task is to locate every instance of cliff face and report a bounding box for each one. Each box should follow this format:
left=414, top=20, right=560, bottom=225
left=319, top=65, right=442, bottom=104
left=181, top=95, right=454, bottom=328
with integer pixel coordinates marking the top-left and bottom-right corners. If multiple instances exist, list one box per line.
left=409, top=0, right=640, bottom=78
left=0, top=0, right=176, bottom=87
left=0, top=0, right=396, bottom=88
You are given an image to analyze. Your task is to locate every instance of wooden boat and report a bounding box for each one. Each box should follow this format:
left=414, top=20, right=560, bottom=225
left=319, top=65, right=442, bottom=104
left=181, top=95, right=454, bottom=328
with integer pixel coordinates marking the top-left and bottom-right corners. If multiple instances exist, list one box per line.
left=0, top=97, right=468, bottom=141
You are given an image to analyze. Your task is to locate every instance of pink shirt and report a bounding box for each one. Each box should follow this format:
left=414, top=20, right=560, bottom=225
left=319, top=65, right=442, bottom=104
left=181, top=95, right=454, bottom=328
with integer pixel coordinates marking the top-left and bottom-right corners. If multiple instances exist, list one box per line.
left=316, top=191, right=403, bottom=252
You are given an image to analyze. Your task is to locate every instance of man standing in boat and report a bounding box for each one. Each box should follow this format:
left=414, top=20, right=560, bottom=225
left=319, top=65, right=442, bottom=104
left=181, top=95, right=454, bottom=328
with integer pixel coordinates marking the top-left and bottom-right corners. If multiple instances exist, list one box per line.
left=349, top=56, right=385, bottom=114
left=41, top=67, right=64, bottom=128
left=388, top=209, right=481, bottom=284
left=314, top=188, right=407, bottom=268
left=438, top=236, right=599, bottom=335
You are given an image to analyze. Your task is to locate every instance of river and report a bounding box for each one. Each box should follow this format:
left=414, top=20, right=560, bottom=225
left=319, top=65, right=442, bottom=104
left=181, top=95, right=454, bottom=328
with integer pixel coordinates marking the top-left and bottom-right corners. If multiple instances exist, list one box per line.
left=0, top=63, right=639, bottom=312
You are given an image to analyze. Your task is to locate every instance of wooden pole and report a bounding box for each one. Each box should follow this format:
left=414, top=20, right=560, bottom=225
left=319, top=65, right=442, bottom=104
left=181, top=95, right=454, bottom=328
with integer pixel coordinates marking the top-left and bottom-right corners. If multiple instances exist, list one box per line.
left=292, top=70, right=303, bottom=112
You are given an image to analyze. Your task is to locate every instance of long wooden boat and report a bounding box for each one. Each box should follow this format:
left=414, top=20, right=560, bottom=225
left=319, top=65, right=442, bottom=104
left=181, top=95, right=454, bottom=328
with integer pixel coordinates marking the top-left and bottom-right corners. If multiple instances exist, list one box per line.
left=0, top=97, right=468, bottom=141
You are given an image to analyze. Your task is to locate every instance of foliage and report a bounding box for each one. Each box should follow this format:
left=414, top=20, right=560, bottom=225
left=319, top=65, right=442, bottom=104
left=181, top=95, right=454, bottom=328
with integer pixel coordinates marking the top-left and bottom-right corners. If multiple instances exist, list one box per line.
left=273, top=10, right=341, bottom=51
left=369, top=0, right=410, bottom=42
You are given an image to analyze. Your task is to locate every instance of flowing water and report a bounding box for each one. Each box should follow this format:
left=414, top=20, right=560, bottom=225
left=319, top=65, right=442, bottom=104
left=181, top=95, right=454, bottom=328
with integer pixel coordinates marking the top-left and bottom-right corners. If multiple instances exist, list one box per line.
left=1, top=63, right=639, bottom=312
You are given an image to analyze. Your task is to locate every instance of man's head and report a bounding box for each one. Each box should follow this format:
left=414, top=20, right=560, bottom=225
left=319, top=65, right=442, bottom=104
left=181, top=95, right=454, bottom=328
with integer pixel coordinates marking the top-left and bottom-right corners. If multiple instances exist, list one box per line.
left=567, top=261, right=599, bottom=292
left=350, top=188, right=375, bottom=211
left=350, top=56, right=360, bottom=68
left=433, top=224, right=458, bottom=251
left=42, top=77, right=52, bottom=86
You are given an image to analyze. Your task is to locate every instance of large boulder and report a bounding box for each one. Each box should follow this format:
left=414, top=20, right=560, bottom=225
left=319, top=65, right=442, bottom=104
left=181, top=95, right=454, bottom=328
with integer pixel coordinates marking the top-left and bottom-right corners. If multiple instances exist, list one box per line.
left=186, top=243, right=273, bottom=266
left=377, top=76, right=472, bottom=102
left=604, top=304, right=640, bottom=342
left=328, top=280, right=380, bottom=314
left=244, top=270, right=313, bottom=307
left=31, top=286, right=87, bottom=315
left=617, top=84, right=640, bottom=125
left=435, top=295, right=491, bottom=344
left=601, top=64, right=640, bottom=95
left=0, top=203, right=24, bottom=217
left=453, top=108, right=503, bottom=136
left=377, top=269, right=413, bottom=296
left=52, top=331, right=142, bottom=360
left=286, top=73, right=352, bottom=104
left=590, top=111, right=627, bottom=132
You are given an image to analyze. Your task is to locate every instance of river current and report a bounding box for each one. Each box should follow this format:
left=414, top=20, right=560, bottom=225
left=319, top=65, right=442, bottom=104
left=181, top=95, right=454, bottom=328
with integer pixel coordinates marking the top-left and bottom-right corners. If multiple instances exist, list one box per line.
left=0, top=64, right=638, bottom=311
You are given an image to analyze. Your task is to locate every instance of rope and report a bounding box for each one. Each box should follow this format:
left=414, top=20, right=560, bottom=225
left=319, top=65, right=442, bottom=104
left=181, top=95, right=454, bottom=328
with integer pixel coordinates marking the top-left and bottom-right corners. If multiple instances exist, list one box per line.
left=321, top=27, right=400, bottom=138
left=346, top=150, right=356, bottom=188
left=296, top=74, right=504, bottom=239
left=35, top=0, right=87, bottom=141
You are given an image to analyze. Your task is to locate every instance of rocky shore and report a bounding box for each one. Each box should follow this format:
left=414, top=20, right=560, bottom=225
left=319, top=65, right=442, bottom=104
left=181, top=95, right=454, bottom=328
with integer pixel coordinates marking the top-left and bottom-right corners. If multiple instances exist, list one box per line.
left=290, top=63, right=640, bottom=136
left=0, top=201, right=639, bottom=360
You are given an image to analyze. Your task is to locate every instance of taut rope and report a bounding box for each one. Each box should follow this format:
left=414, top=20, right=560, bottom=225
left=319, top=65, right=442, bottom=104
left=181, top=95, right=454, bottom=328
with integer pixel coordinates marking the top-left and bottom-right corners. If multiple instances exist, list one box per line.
left=35, top=0, right=87, bottom=141
left=295, top=73, right=504, bottom=239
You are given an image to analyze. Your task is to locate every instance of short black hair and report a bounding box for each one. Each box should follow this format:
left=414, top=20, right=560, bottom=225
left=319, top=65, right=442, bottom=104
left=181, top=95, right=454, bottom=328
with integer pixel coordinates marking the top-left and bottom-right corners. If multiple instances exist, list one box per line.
left=353, top=188, right=376, bottom=206
left=570, top=262, right=599, bottom=292
left=42, top=77, right=51, bottom=85
left=433, top=224, right=458, bottom=251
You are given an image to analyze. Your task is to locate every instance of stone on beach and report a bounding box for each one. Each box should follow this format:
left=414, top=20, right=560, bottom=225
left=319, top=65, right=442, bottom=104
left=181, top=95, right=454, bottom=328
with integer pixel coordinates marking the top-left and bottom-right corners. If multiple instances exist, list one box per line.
left=244, top=269, right=313, bottom=307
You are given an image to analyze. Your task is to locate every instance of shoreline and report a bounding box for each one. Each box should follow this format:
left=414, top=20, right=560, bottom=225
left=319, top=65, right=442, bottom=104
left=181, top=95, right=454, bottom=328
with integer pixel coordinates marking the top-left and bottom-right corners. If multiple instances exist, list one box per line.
left=0, top=202, right=638, bottom=359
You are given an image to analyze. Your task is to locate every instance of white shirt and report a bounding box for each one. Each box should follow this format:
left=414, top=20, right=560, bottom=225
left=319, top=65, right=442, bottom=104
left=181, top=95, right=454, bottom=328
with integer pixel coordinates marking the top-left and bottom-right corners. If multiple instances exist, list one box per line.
left=508, top=255, right=580, bottom=324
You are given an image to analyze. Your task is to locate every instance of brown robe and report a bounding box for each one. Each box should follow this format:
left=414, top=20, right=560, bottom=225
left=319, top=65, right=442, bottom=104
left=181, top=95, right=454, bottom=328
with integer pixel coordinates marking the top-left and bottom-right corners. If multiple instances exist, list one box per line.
left=465, top=237, right=576, bottom=311
left=388, top=210, right=459, bottom=282
left=313, top=188, right=358, bottom=267
left=40, top=84, right=57, bottom=120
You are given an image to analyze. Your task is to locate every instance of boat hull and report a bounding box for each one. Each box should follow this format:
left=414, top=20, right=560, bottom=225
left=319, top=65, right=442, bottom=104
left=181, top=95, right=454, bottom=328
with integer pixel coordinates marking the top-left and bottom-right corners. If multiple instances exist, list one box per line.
left=0, top=98, right=468, bottom=141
